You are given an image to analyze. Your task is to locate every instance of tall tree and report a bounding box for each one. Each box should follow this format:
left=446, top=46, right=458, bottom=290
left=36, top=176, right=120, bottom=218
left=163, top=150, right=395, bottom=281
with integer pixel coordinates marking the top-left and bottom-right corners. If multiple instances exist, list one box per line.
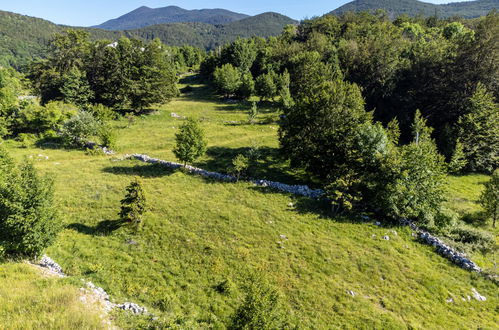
left=458, top=83, right=499, bottom=173
left=479, top=169, right=499, bottom=228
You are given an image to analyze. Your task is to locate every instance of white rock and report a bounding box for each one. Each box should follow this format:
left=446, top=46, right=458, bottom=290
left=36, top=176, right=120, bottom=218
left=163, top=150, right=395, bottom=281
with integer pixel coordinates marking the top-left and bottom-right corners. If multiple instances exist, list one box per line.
left=471, top=288, right=486, bottom=301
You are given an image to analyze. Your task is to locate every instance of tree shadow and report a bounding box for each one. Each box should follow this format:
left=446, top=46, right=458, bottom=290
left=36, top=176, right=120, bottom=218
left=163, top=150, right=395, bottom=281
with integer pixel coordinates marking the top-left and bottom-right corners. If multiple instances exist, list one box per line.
left=35, top=136, right=66, bottom=150
left=197, top=146, right=309, bottom=186
left=102, top=163, right=176, bottom=178
left=67, top=219, right=126, bottom=236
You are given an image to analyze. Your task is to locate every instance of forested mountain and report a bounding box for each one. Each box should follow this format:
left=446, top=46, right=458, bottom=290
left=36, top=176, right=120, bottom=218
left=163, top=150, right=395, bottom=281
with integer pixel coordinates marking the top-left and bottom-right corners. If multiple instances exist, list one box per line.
left=93, top=5, right=250, bottom=30
left=0, top=10, right=296, bottom=69
left=123, top=13, right=298, bottom=50
left=331, top=0, right=499, bottom=18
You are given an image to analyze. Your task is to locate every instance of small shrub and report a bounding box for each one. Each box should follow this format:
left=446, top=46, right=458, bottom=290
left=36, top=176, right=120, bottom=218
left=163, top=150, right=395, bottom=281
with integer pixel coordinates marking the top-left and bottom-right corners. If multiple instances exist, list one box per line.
left=434, top=208, right=459, bottom=228
left=229, top=276, right=290, bottom=330
left=446, top=225, right=495, bottom=253
left=248, top=102, right=258, bottom=124
left=215, top=278, right=236, bottom=296
left=119, top=178, right=147, bottom=230
left=230, top=154, right=249, bottom=181
left=15, top=133, right=37, bottom=148
left=87, top=104, right=117, bottom=121
left=99, top=124, right=117, bottom=150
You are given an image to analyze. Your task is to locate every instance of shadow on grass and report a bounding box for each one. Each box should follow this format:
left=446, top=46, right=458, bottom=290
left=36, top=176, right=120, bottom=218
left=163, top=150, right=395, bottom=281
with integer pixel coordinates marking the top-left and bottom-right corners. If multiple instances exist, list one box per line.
left=35, top=136, right=65, bottom=150
left=67, top=219, right=126, bottom=236
left=197, top=146, right=308, bottom=186
left=102, top=164, right=176, bottom=178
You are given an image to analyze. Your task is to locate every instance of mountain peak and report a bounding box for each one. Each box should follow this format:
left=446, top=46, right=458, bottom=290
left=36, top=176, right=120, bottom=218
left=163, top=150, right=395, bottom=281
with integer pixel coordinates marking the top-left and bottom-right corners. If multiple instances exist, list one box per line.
left=93, top=6, right=250, bottom=30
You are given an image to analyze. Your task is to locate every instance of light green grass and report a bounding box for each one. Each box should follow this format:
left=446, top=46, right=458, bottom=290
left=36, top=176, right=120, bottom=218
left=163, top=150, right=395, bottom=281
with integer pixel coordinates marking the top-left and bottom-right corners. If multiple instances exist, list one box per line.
left=0, top=263, right=106, bottom=329
left=1, top=76, right=498, bottom=328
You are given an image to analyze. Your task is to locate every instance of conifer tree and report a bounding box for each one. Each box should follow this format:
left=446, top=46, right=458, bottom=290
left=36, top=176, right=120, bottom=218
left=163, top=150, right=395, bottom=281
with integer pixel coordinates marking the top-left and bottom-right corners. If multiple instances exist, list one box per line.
left=119, top=178, right=147, bottom=228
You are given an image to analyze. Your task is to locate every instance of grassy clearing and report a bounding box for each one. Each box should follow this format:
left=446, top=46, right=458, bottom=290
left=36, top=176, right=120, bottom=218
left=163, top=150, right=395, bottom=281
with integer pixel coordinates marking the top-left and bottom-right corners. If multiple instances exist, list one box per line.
left=0, top=263, right=106, bottom=329
left=1, top=76, right=498, bottom=328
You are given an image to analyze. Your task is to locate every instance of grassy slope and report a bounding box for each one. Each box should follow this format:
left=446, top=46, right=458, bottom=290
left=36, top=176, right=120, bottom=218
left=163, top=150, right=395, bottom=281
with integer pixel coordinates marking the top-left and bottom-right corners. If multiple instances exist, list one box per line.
left=0, top=263, right=105, bottom=329
left=2, top=77, right=498, bottom=328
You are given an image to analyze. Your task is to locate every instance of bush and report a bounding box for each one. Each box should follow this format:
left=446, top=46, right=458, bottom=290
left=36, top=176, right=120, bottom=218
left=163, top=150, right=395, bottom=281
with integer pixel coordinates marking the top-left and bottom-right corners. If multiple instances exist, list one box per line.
left=229, top=154, right=249, bottom=181
left=0, top=148, right=61, bottom=258
left=99, top=124, right=117, bottom=150
left=87, top=103, right=117, bottom=121
left=446, top=225, right=495, bottom=253
left=229, top=276, right=290, bottom=330
left=60, top=111, right=101, bottom=147
left=13, top=101, right=77, bottom=135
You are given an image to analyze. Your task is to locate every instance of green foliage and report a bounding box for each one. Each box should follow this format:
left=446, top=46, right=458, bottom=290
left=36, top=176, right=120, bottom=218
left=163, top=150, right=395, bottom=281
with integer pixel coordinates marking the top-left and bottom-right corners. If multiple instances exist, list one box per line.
left=12, top=101, right=78, bottom=135
left=458, top=83, right=499, bottom=173
left=99, top=124, right=118, bottom=150
left=213, top=64, right=241, bottom=98
left=279, top=79, right=370, bottom=181
left=237, top=72, right=255, bottom=100
left=230, top=154, right=250, bottom=181
left=229, top=276, right=289, bottom=330
left=381, top=120, right=447, bottom=223
left=248, top=102, right=258, bottom=124
left=173, top=118, right=207, bottom=165
left=59, top=68, right=94, bottom=107
left=119, top=178, right=147, bottom=229
left=448, top=139, right=467, bottom=174
left=255, top=71, right=278, bottom=101
left=86, top=103, right=117, bottom=121
left=60, top=111, right=101, bottom=147
left=479, top=169, right=499, bottom=227
left=0, top=147, right=60, bottom=258
left=445, top=225, right=495, bottom=253
left=221, top=38, right=258, bottom=73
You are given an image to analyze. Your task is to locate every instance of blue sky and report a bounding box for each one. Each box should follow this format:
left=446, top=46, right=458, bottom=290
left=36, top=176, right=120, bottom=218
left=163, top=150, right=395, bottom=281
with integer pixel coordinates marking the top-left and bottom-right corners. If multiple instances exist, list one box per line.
left=0, top=0, right=467, bottom=26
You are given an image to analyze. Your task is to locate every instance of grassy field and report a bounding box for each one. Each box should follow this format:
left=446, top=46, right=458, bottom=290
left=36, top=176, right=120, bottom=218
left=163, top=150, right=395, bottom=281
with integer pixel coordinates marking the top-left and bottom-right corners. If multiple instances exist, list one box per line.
left=0, top=263, right=106, bottom=329
left=1, top=76, right=498, bottom=328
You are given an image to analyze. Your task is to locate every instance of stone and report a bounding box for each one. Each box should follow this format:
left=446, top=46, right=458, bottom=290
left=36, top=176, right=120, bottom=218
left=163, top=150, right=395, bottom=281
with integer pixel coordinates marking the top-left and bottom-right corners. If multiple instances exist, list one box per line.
left=347, top=290, right=356, bottom=297
left=383, top=236, right=390, bottom=241
left=446, top=298, right=454, bottom=303
left=280, top=234, right=288, bottom=240
left=375, top=221, right=381, bottom=226
left=471, top=288, right=486, bottom=301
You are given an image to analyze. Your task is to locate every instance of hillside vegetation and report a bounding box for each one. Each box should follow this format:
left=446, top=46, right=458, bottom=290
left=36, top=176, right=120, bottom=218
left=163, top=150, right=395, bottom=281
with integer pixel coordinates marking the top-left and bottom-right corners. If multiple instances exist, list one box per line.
left=2, top=76, right=498, bottom=328
left=93, top=5, right=250, bottom=30
left=331, top=0, right=499, bottom=18
left=0, top=10, right=296, bottom=69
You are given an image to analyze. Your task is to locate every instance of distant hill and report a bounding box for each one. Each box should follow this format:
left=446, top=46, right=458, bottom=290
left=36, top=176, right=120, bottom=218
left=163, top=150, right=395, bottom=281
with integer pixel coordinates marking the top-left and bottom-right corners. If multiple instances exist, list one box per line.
left=93, top=5, right=250, bottom=30
left=0, top=10, right=296, bottom=69
left=330, top=0, right=499, bottom=18
left=123, top=12, right=298, bottom=49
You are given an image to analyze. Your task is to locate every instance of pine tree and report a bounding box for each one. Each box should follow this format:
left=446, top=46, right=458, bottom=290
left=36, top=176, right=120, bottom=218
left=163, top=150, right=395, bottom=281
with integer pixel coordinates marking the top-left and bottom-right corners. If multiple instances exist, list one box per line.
left=458, top=83, right=499, bottom=173
left=479, top=169, right=499, bottom=227
left=119, top=178, right=147, bottom=228
left=173, top=118, right=207, bottom=166
left=448, top=139, right=467, bottom=174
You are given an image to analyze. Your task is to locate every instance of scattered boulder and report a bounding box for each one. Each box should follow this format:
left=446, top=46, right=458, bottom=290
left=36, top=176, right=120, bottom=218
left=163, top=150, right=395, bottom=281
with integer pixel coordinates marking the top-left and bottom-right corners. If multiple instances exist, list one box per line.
left=471, top=288, right=486, bottom=301
left=38, top=255, right=66, bottom=277
left=383, top=236, right=390, bottom=241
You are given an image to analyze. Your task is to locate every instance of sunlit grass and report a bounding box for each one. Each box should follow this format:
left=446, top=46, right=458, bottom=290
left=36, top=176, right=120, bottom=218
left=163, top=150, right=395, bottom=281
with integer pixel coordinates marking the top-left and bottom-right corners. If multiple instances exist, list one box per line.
left=1, top=76, right=498, bottom=328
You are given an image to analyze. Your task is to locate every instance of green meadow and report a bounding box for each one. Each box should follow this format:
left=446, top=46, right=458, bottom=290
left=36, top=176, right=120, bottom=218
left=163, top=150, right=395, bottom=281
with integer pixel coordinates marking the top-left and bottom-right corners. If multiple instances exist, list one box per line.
left=1, top=76, right=497, bottom=329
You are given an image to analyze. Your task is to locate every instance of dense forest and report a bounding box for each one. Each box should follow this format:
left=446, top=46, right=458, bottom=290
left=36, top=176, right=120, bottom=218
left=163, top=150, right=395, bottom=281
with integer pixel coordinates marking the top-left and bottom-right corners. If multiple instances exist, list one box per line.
left=331, top=0, right=499, bottom=18
left=201, top=10, right=498, bottom=227
left=0, top=10, right=295, bottom=70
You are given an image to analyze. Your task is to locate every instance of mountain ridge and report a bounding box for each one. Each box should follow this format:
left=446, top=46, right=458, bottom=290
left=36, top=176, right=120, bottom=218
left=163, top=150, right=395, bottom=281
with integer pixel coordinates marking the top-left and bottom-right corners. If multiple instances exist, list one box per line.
left=93, top=5, right=251, bottom=30
left=330, top=0, right=499, bottom=18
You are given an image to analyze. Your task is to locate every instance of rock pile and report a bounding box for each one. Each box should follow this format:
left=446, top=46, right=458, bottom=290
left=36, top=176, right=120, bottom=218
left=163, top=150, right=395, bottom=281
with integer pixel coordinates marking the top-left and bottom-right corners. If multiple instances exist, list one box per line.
left=401, top=219, right=482, bottom=273
left=131, top=154, right=325, bottom=199
left=38, top=255, right=66, bottom=277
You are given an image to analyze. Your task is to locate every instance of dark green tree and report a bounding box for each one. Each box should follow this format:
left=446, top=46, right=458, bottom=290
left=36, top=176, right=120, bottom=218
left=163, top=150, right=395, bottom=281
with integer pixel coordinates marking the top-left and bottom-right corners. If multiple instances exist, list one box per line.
left=119, top=178, right=147, bottom=228
left=255, top=71, right=278, bottom=101
left=173, top=118, right=207, bottom=166
left=279, top=79, right=370, bottom=182
left=0, top=147, right=61, bottom=258
left=458, top=83, right=499, bottom=173
left=479, top=169, right=499, bottom=228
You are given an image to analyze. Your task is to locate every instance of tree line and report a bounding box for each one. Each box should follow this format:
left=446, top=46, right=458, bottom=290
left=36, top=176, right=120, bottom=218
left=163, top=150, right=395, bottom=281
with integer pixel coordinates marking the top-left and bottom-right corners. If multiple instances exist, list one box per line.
left=201, top=11, right=498, bottom=232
